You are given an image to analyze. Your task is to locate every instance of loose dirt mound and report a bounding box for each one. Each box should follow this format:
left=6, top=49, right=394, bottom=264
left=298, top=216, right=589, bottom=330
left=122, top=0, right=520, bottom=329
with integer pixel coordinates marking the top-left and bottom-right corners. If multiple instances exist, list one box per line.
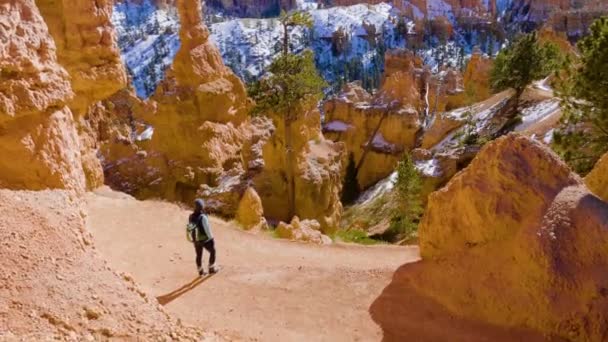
left=0, top=189, right=219, bottom=341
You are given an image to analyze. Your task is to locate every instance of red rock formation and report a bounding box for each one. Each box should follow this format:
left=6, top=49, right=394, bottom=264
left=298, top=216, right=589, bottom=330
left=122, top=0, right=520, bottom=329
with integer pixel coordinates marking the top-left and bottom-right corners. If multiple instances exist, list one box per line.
left=408, top=134, right=608, bottom=341
left=0, top=0, right=86, bottom=192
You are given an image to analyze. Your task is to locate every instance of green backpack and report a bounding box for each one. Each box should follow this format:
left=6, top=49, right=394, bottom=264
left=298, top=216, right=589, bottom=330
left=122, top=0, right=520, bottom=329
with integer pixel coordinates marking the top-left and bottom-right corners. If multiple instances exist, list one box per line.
left=186, top=215, right=209, bottom=242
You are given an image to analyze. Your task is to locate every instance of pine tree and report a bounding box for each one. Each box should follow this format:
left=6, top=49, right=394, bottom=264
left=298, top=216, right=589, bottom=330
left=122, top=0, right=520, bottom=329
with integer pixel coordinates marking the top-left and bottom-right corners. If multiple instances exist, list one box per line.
left=341, top=153, right=360, bottom=204
left=553, top=17, right=608, bottom=175
left=388, top=153, right=422, bottom=241
left=490, top=32, right=562, bottom=105
left=247, top=50, right=327, bottom=219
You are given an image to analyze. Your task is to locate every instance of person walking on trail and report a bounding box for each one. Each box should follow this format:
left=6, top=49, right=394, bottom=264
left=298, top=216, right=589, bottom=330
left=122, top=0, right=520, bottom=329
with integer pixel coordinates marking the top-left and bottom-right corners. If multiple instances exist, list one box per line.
left=187, top=199, right=218, bottom=276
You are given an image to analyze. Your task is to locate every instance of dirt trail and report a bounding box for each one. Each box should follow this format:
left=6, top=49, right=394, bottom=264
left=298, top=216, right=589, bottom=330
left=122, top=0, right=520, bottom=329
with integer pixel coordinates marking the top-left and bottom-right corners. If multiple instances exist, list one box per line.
left=86, top=187, right=550, bottom=341
left=86, top=187, right=415, bottom=341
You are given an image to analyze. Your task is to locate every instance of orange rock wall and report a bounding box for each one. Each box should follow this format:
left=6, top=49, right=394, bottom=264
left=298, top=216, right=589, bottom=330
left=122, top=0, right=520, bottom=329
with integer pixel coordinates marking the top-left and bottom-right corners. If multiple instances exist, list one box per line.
left=0, top=0, right=86, bottom=192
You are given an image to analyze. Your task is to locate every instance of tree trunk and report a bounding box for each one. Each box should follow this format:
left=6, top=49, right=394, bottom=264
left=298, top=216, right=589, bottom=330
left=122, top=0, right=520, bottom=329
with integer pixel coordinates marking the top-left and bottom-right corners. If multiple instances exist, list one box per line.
left=284, top=115, right=295, bottom=220
left=283, top=23, right=289, bottom=55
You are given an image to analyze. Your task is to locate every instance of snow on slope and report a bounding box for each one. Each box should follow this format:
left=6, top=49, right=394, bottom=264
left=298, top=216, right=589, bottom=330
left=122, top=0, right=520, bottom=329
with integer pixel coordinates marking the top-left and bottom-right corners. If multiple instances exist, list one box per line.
left=112, top=0, right=181, bottom=98
left=210, top=3, right=406, bottom=85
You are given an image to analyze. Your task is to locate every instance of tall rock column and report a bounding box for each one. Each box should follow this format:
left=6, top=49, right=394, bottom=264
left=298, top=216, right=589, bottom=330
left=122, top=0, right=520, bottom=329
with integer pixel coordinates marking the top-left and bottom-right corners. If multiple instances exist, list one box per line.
left=0, top=0, right=85, bottom=192
left=102, top=0, right=254, bottom=203
left=35, top=0, right=127, bottom=190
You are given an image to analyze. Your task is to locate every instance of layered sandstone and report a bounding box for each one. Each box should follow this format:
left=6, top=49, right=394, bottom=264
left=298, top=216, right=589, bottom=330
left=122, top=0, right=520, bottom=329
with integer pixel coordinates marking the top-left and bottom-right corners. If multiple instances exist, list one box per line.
left=407, top=134, right=608, bottom=341
left=207, top=0, right=296, bottom=17
left=585, top=151, right=608, bottom=202
left=0, top=0, right=85, bottom=192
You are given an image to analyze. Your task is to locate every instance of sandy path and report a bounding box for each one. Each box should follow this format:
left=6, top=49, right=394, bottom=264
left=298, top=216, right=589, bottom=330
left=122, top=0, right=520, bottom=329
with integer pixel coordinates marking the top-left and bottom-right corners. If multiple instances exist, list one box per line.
left=86, top=188, right=416, bottom=341
left=86, top=187, right=553, bottom=341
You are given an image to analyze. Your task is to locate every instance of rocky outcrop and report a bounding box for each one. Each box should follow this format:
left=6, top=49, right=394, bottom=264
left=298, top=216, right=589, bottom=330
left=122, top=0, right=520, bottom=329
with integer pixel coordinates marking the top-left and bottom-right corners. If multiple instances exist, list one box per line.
left=35, top=0, right=127, bottom=117
left=406, top=134, right=608, bottom=341
left=255, top=100, right=344, bottom=233
left=236, top=187, right=268, bottom=230
left=516, top=0, right=608, bottom=40
left=585, top=151, right=608, bottom=202
left=276, top=216, right=332, bottom=245
left=0, top=0, right=86, bottom=192
left=461, top=48, right=493, bottom=104
left=34, top=0, right=129, bottom=190
left=101, top=0, right=257, bottom=204
left=323, top=68, right=422, bottom=190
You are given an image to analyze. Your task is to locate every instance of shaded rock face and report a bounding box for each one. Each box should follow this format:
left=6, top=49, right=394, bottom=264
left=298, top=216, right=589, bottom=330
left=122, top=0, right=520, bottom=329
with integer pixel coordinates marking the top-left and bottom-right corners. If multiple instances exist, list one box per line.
left=510, top=0, right=608, bottom=40
left=254, top=101, right=345, bottom=233
left=0, top=0, right=85, bottom=192
left=408, top=134, right=608, bottom=341
left=585, top=152, right=608, bottom=202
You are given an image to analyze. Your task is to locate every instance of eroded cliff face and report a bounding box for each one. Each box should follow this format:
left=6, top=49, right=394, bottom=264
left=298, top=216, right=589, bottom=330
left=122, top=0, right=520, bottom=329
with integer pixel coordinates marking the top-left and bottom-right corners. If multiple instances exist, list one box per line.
left=0, top=0, right=86, bottom=192
left=323, top=51, right=425, bottom=190
left=407, top=134, right=608, bottom=341
left=35, top=0, right=127, bottom=117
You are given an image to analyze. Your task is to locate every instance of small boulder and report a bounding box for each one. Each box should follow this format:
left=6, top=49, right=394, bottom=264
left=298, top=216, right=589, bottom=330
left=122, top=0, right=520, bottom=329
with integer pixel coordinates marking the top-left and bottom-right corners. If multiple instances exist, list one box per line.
left=235, top=187, right=268, bottom=231
left=276, top=217, right=332, bottom=245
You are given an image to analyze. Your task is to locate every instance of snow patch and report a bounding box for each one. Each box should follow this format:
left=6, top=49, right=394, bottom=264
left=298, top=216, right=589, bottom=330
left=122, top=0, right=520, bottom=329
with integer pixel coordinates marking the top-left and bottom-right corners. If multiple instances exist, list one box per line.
left=323, top=120, right=353, bottom=132
left=356, top=171, right=397, bottom=205
left=415, top=158, right=442, bottom=177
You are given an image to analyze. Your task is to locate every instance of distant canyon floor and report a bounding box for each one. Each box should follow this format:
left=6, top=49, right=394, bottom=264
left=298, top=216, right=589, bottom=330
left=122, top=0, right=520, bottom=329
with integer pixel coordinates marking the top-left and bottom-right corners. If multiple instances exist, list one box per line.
left=86, top=187, right=554, bottom=341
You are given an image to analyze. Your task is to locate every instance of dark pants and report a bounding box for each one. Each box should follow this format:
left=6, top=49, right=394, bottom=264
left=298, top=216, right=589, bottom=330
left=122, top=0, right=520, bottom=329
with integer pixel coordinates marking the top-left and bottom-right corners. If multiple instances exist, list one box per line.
left=194, top=239, right=216, bottom=269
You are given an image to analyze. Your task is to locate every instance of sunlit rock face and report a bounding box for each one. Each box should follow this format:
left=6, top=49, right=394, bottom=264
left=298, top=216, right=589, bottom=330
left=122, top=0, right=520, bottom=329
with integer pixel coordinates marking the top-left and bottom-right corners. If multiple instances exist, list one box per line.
left=585, top=152, right=608, bottom=202
left=253, top=99, right=345, bottom=233
left=0, top=0, right=85, bottom=192
left=407, top=134, right=608, bottom=341
left=35, top=0, right=127, bottom=116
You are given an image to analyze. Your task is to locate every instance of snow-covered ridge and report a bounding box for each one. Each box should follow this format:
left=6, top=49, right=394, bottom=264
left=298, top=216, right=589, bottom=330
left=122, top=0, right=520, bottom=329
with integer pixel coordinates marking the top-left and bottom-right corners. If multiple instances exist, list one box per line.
left=112, top=0, right=181, bottom=99
left=210, top=3, right=406, bottom=86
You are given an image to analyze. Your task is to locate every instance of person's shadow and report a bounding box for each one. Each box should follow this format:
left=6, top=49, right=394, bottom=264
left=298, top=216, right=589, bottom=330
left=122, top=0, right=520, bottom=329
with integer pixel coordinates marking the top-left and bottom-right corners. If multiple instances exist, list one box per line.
left=156, top=274, right=217, bottom=306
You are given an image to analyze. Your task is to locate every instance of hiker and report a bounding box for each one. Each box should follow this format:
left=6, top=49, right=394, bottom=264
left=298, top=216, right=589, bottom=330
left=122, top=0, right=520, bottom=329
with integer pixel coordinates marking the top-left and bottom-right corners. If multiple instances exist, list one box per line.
left=187, top=199, right=218, bottom=276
